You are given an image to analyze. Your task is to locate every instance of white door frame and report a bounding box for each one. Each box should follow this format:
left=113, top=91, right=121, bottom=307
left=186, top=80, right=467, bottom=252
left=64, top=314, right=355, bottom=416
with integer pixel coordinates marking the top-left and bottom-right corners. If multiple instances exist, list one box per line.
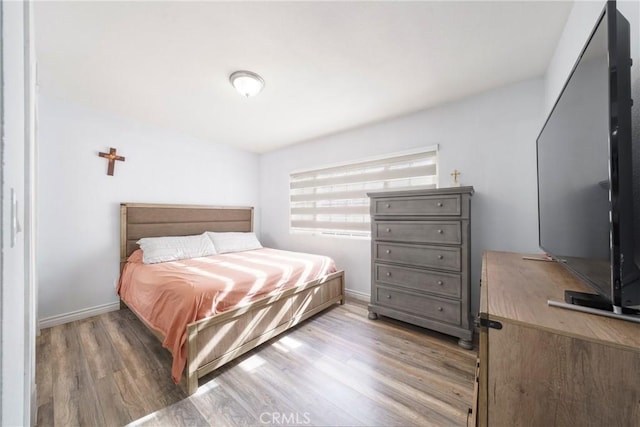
left=1, top=0, right=36, bottom=425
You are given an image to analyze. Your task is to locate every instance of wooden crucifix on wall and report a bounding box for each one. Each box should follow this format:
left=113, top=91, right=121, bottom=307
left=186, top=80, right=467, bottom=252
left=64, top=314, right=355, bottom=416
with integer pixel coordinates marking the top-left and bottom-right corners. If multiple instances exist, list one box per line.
left=98, top=147, right=125, bottom=176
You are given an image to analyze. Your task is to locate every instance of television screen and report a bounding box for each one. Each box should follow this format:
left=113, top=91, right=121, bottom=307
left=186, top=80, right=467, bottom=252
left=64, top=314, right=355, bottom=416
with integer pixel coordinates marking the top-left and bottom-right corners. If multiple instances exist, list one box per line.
left=537, top=10, right=612, bottom=299
left=537, top=1, right=639, bottom=311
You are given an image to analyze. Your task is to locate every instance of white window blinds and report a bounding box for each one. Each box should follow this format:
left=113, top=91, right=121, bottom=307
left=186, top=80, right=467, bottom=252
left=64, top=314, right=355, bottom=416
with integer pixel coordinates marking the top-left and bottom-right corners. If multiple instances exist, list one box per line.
left=289, top=147, right=438, bottom=237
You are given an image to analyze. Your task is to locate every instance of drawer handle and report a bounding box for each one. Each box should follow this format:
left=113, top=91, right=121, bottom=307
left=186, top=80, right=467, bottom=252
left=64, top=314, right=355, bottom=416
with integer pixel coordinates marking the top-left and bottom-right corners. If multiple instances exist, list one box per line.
left=437, top=229, right=443, bottom=234
left=386, top=249, right=391, bottom=254
left=438, top=306, right=443, bottom=311
left=386, top=228, right=391, bottom=232
left=437, top=280, right=443, bottom=286
left=386, top=203, right=391, bottom=208
left=386, top=272, right=391, bottom=277
left=437, top=202, right=443, bottom=207
left=386, top=294, right=391, bottom=299
left=437, top=255, right=444, bottom=260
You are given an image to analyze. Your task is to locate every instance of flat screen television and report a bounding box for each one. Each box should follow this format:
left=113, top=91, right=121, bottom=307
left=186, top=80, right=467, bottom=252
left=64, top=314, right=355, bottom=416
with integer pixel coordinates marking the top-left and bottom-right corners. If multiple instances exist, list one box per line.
left=537, top=0, right=640, bottom=315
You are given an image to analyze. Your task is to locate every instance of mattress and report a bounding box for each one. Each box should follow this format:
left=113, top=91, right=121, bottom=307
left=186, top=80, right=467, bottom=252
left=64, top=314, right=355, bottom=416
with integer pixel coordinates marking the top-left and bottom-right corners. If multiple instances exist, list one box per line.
left=117, top=247, right=337, bottom=382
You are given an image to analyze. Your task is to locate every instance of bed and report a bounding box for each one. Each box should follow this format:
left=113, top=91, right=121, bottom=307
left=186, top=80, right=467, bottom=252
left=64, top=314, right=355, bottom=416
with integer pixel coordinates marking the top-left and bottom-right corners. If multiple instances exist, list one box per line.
left=118, top=203, right=345, bottom=395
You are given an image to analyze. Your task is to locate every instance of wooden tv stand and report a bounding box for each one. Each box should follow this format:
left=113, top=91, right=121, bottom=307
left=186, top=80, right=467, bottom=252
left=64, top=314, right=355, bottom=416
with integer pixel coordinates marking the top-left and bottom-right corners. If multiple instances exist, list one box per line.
left=474, top=251, right=640, bottom=426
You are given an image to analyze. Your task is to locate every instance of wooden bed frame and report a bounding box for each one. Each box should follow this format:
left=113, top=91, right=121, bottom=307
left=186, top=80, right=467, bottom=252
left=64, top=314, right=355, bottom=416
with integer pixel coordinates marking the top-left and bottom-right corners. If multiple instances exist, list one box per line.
left=119, top=203, right=345, bottom=395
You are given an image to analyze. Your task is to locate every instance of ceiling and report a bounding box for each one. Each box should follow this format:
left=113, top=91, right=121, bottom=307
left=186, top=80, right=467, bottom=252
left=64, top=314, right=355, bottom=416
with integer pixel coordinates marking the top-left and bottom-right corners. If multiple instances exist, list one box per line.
left=34, top=1, right=573, bottom=153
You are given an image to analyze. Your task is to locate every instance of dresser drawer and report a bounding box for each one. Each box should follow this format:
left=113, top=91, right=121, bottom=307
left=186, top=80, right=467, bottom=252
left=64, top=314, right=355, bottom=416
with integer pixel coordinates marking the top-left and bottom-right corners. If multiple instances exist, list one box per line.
left=374, top=285, right=461, bottom=325
left=374, top=221, right=461, bottom=245
left=375, top=263, right=462, bottom=298
left=374, top=242, right=461, bottom=272
left=372, top=195, right=461, bottom=216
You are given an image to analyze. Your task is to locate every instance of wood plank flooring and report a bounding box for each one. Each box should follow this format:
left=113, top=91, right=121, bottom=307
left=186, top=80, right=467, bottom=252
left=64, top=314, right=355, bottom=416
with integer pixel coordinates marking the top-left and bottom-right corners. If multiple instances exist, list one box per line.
left=36, top=300, right=477, bottom=426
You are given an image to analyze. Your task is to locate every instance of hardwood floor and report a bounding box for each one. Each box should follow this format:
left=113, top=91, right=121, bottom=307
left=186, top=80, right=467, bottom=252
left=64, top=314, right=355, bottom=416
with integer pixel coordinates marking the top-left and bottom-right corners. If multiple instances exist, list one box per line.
left=36, top=300, right=477, bottom=426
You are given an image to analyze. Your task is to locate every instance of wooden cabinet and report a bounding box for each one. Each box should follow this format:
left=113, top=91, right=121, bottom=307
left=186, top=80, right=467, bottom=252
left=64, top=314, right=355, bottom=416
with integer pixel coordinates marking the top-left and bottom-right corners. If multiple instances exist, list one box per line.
left=367, top=187, right=474, bottom=349
left=476, top=251, right=640, bottom=426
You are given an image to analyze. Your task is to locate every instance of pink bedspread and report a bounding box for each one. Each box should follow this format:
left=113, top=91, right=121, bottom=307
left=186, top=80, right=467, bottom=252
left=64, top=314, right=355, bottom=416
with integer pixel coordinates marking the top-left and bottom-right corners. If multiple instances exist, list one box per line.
left=117, top=247, right=336, bottom=383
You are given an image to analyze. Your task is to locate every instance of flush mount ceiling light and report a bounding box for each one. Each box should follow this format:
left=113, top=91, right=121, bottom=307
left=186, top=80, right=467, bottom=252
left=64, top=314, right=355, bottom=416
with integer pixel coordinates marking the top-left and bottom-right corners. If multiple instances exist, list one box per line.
left=229, top=70, right=265, bottom=98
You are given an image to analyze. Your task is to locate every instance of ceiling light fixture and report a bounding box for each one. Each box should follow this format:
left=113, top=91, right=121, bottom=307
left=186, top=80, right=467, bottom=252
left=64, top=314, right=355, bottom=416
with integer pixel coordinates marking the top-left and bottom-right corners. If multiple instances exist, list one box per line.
left=229, top=70, right=265, bottom=98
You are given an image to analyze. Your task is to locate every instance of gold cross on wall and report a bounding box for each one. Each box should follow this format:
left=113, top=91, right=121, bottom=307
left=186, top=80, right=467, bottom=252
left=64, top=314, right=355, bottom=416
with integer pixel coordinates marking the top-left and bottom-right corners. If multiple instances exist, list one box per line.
left=98, top=147, right=125, bottom=176
left=451, top=169, right=461, bottom=184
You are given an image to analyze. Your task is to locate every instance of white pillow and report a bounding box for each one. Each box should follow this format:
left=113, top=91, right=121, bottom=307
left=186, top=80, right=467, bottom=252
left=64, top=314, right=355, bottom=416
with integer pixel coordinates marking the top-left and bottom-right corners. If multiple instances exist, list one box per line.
left=206, top=232, right=263, bottom=254
left=137, top=233, right=217, bottom=264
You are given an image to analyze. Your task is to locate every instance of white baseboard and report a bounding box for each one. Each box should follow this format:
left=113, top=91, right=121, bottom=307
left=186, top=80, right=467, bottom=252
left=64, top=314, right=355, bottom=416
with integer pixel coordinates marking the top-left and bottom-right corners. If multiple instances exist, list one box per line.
left=39, top=301, right=120, bottom=329
left=345, top=289, right=370, bottom=303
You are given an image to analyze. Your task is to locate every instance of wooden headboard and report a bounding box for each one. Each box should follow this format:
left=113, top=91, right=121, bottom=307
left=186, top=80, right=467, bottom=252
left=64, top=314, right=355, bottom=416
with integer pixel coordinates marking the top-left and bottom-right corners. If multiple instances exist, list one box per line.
left=120, top=203, right=254, bottom=269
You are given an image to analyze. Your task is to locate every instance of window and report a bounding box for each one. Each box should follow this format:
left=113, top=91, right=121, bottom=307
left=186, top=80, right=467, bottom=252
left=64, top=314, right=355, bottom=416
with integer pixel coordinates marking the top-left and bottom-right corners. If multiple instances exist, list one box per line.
left=289, top=146, right=438, bottom=237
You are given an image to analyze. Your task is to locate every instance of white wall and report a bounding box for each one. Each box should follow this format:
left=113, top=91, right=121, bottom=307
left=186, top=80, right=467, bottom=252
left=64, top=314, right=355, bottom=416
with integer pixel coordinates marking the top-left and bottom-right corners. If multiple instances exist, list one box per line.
left=259, top=78, right=544, bottom=314
left=37, top=95, right=260, bottom=322
left=36, top=0, right=639, bottom=332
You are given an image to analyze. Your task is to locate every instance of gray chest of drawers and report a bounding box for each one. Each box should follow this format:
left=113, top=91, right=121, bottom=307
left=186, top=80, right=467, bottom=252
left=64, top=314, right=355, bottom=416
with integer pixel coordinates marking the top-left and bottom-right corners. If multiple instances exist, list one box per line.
left=367, top=186, right=474, bottom=349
